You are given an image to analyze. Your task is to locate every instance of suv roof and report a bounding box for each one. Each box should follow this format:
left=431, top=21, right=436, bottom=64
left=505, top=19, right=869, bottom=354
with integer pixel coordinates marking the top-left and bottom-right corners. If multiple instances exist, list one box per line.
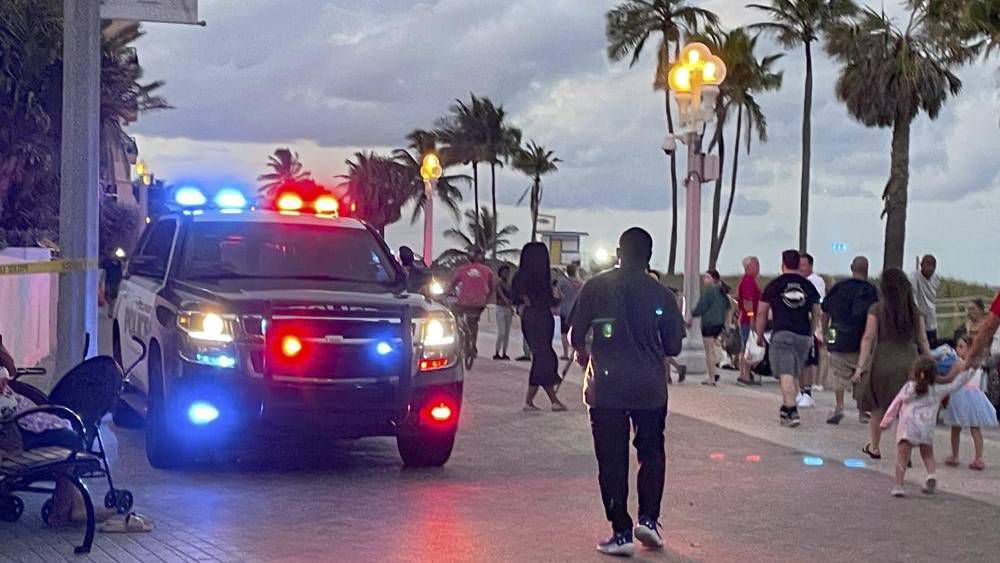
left=184, top=209, right=368, bottom=230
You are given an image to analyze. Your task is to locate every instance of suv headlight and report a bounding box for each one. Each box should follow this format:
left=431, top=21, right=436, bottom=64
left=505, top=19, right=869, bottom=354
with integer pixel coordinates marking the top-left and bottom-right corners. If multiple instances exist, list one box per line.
left=178, top=311, right=235, bottom=343
left=416, top=317, right=456, bottom=347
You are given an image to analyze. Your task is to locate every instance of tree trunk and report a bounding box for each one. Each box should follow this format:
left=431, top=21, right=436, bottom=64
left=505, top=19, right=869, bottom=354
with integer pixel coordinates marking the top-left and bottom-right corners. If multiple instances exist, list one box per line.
left=472, top=162, right=480, bottom=232
left=708, top=103, right=725, bottom=271
left=530, top=176, right=540, bottom=242
left=490, top=161, right=498, bottom=260
left=716, top=106, right=743, bottom=260
left=665, top=91, right=679, bottom=275
left=883, top=116, right=911, bottom=270
left=798, top=41, right=814, bottom=252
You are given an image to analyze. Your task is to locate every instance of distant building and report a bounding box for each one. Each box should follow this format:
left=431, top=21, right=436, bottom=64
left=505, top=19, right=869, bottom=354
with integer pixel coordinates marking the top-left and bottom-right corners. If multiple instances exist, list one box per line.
left=538, top=230, right=588, bottom=267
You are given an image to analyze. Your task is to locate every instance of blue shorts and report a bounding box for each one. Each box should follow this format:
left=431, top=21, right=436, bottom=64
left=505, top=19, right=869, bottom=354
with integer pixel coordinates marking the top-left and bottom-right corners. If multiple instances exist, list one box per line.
left=740, top=324, right=752, bottom=346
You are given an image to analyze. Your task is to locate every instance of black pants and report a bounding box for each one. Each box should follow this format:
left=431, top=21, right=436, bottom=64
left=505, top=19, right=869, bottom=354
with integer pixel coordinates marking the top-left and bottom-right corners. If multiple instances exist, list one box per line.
left=589, top=407, right=667, bottom=533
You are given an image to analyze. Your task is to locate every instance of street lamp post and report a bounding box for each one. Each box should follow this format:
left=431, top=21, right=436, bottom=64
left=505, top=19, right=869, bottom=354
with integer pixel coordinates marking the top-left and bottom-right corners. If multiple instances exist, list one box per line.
left=420, top=153, right=443, bottom=266
left=667, top=42, right=727, bottom=374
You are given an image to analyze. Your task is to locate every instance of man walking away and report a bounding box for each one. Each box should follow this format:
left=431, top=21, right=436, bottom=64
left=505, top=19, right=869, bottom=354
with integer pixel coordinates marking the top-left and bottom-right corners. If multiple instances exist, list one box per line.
left=571, top=228, right=685, bottom=557
left=737, top=257, right=762, bottom=385
left=798, top=253, right=826, bottom=406
left=912, top=255, right=940, bottom=347
left=449, top=250, right=495, bottom=357
left=558, top=263, right=584, bottom=359
left=822, top=256, right=879, bottom=424
left=756, top=250, right=822, bottom=428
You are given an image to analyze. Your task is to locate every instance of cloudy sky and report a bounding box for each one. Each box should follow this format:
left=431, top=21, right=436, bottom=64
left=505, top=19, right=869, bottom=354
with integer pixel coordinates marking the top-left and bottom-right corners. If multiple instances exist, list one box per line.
left=131, top=0, right=1000, bottom=284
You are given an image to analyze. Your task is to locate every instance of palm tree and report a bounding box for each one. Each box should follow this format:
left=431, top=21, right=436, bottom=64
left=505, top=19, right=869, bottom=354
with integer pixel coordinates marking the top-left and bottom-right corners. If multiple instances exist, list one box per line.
left=748, top=0, right=858, bottom=252
left=436, top=95, right=487, bottom=230
left=438, top=207, right=520, bottom=266
left=392, top=129, right=469, bottom=224
left=696, top=28, right=783, bottom=269
left=338, top=152, right=414, bottom=236
left=478, top=98, right=522, bottom=260
left=513, top=141, right=561, bottom=242
left=826, top=6, right=971, bottom=269
left=258, top=148, right=310, bottom=197
left=606, top=1, right=718, bottom=274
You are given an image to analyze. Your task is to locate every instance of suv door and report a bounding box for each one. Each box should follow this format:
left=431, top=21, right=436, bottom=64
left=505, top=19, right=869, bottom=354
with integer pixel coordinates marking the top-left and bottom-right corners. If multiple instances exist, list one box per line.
left=119, top=218, right=178, bottom=391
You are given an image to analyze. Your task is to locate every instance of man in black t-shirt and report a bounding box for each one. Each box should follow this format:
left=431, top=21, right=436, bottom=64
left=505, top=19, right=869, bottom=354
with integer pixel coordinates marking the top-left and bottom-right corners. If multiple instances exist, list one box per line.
left=571, top=228, right=685, bottom=556
left=755, top=249, right=822, bottom=427
left=822, top=256, right=879, bottom=425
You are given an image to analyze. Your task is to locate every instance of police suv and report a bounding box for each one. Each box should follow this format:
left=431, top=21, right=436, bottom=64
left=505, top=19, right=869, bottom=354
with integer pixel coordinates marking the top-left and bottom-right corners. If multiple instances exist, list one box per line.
left=112, top=187, right=463, bottom=468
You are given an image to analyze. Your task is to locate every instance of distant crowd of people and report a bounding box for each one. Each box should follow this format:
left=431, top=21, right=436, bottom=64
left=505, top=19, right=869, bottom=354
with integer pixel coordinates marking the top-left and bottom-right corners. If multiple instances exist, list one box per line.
left=418, top=235, right=999, bottom=556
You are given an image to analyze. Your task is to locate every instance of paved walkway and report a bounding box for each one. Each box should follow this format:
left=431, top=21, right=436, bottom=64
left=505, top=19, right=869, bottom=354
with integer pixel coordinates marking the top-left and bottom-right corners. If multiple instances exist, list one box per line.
left=0, top=323, right=997, bottom=562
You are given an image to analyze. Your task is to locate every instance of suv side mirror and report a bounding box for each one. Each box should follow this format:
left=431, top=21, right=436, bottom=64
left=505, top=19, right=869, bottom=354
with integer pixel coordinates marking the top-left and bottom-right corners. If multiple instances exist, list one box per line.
left=127, top=255, right=165, bottom=279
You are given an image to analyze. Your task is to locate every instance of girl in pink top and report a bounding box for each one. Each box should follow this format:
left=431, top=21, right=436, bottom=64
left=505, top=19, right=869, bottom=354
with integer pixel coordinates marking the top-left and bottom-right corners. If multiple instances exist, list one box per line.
left=880, top=357, right=977, bottom=497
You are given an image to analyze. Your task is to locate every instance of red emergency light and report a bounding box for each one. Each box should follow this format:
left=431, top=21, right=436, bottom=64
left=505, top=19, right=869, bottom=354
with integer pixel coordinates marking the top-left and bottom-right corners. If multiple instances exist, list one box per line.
left=419, top=400, right=456, bottom=426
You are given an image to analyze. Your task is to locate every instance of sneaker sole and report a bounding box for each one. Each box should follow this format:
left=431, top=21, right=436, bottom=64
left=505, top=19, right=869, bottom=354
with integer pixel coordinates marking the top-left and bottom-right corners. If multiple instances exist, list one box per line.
left=788, top=418, right=801, bottom=428
left=597, top=544, right=635, bottom=557
left=634, top=526, right=664, bottom=549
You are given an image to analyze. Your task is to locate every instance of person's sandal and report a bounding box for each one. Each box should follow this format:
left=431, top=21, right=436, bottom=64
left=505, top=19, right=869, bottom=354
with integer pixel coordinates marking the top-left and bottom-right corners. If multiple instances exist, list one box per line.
left=969, top=459, right=986, bottom=471
left=551, top=403, right=568, bottom=412
left=944, top=456, right=960, bottom=467
left=522, top=404, right=542, bottom=412
left=862, top=444, right=882, bottom=460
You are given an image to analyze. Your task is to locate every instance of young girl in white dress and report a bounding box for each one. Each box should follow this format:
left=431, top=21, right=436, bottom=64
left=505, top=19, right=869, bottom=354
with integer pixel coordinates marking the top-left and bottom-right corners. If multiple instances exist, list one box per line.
left=943, top=335, right=999, bottom=471
left=880, top=356, right=978, bottom=497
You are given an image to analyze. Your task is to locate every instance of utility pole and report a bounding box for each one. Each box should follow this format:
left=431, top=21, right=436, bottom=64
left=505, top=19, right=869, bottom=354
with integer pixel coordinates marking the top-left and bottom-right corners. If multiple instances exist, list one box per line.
left=56, top=0, right=102, bottom=374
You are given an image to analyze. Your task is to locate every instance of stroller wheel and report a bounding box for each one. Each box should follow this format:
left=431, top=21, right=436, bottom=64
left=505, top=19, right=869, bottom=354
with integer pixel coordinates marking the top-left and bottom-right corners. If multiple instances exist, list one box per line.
left=41, top=498, right=54, bottom=525
left=0, top=495, right=24, bottom=522
left=105, top=490, right=134, bottom=513
left=116, top=490, right=134, bottom=513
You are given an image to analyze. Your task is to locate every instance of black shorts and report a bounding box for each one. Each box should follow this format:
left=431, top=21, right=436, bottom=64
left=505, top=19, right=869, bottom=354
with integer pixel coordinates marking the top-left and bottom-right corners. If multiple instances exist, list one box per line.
left=701, top=324, right=724, bottom=338
left=559, top=315, right=571, bottom=334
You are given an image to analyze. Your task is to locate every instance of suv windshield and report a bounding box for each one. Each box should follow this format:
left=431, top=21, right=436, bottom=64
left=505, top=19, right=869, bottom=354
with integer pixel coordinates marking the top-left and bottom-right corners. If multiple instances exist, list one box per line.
left=177, top=220, right=400, bottom=285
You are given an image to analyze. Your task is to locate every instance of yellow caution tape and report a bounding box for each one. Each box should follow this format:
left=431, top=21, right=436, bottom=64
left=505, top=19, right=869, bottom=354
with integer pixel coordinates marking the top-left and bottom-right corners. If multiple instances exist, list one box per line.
left=0, top=258, right=99, bottom=276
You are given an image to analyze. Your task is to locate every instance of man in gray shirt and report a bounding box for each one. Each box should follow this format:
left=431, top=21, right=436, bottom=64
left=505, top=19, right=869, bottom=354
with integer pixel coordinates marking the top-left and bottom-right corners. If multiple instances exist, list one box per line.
left=912, top=254, right=940, bottom=346
left=570, top=228, right=685, bottom=556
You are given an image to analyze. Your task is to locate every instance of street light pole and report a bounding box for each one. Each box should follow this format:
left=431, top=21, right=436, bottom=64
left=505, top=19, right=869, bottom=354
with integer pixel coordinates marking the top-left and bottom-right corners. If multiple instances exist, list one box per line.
left=422, top=178, right=438, bottom=265
left=57, top=0, right=101, bottom=374
left=667, top=42, right=727, bottom=375
left=420, top=153, right=443, bottom=266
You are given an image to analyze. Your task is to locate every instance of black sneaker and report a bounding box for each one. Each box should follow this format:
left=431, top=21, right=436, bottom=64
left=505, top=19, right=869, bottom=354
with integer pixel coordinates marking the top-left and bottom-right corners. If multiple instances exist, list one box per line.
left=788, top=409, right=801, bottom=428
left=493, top=354, right=503, bottom=360
left=677, top=365, right=687, bottom=383
left=515, top=355, right=531, bottom=362
left=780, top=409, right=791, bottom=426
left=634, top=518, right=664, bottom=549
left=597, top=529, right=634, bottom=557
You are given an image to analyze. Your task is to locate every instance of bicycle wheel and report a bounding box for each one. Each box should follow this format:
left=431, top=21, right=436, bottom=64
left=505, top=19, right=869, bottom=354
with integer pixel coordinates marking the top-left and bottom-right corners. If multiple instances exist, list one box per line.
left=463, top=333, right=476, bottom=370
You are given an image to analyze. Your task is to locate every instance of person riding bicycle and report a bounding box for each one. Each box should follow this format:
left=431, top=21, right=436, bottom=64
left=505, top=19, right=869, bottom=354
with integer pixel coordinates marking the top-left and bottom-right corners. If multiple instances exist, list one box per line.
left=449, top=250, right=495, bottom=357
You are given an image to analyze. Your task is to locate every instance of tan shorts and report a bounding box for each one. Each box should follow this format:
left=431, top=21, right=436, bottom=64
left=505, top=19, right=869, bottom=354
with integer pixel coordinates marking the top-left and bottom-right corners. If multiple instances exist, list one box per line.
left=828, top=352, right=860, bottom=393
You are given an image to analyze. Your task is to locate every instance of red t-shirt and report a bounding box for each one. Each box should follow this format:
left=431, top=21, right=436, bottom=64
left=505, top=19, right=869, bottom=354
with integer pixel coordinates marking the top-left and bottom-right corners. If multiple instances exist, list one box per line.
left=453, top=263, right=494, bottom=307
left=991, top=292, right=1000, bottom=318
left=737, top=274, right=762, bottom=326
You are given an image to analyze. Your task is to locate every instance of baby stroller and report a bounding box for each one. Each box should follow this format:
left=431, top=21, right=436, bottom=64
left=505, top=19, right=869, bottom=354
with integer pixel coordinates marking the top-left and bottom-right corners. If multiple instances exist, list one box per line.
left=11, top=335, right=146, bottom=519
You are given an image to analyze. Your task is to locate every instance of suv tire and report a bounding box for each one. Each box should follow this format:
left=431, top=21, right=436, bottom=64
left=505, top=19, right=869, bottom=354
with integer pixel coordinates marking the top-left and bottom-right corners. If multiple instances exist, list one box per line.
left=145, top=344, right=188, bottom=469
left=397, top=430, right=456, bottom=468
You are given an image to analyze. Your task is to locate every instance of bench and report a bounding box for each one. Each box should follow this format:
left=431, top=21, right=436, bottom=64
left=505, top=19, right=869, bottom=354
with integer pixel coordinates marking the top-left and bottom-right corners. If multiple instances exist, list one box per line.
left=0, top=406, right=101, bottom=554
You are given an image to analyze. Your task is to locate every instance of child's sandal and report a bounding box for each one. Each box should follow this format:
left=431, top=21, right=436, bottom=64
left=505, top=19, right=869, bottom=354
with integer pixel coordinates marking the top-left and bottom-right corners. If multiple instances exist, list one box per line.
left=944, top=456, right=960, bottom=467
left=969, top=460, right=985, bottom=471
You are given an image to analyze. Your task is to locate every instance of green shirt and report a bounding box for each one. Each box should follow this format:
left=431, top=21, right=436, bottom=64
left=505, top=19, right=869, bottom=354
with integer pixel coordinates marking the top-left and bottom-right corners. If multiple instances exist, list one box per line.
left=692, top=285, right=730, bottom=328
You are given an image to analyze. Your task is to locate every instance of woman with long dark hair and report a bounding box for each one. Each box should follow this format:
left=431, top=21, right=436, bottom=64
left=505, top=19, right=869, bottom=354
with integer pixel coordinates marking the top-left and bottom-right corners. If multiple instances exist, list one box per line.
left=852, top=268, right=932, bottom=459
left=512, top=243, right=567, bottom=412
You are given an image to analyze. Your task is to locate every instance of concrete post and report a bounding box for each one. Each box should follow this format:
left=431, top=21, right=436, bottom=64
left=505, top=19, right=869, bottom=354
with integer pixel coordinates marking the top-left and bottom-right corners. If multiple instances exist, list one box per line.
left=57, top=0, right=102, bottom=373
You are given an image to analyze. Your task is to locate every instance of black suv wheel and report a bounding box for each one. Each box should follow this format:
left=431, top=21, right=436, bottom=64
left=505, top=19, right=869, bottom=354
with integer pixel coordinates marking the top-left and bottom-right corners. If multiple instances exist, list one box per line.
left=145, top=344, right=188, bottom=469
left=397, top=430, right=456, bottom=468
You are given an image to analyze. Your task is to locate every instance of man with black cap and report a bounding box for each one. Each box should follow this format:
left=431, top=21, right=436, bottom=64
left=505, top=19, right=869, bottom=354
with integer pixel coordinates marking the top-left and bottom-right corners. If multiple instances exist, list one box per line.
left=571, top=227, right=685, bottom=556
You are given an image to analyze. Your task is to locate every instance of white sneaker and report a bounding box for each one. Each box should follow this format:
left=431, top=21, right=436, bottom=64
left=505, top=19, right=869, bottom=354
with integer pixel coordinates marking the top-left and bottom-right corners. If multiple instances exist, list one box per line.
left=634, top=519, right=664, bottom=549
left=891, top=485, right=906, bottom=497
left=923, top=475, right=937, bottom=495
left=813, top=385, right=825, bottom=392
left=797, top=393, right=815, bottom=408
